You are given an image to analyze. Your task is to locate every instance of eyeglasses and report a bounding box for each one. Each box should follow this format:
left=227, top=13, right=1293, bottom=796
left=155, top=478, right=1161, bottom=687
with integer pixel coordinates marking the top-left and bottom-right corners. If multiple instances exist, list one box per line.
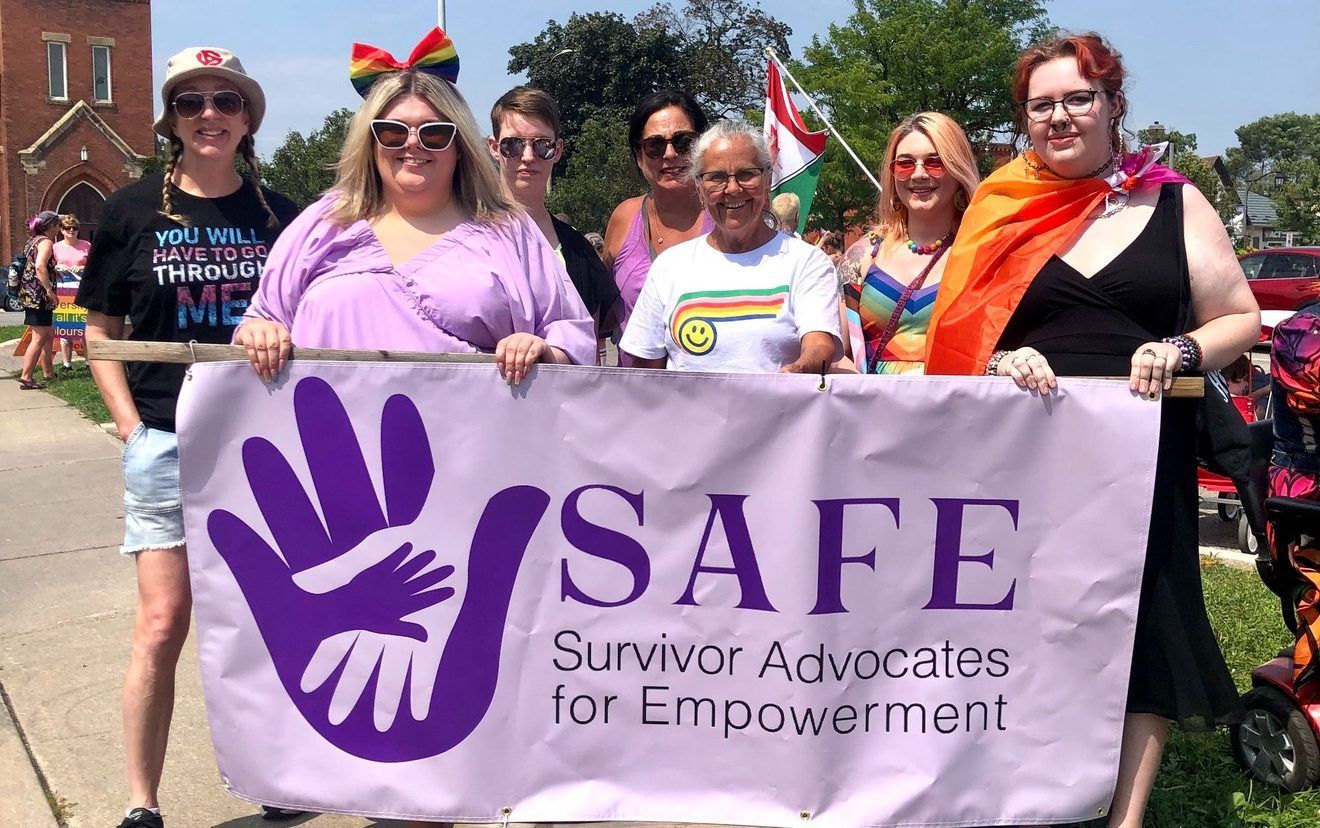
left=889, top=156, right=946, bottom=180
left=638, top=131, right=698, bottom=159
left=370, top=119, right=458, bottom=152
left=498, top=136, right=558, bottom=160
left=171, top=91, right=246, bottom=119
left=1019, top=89, right=1107, bottom=123
left=698, top=167, right=766, bottom=192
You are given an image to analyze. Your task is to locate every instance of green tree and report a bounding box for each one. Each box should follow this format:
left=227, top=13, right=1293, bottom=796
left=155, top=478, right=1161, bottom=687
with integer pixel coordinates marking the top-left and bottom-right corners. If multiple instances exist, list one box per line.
left=1223, top=113, right=1320, bottom=243
left=261, top=108, right=354, bottom=209
left=508, top=12, right=689, bottom=171
left=793, top=0, right=1051, bottom=233
left=547, top=112, right=645, bottom=234
left=635, top=0, right=792, bottom=119
left=1135, top=127, right=1238, bottom=227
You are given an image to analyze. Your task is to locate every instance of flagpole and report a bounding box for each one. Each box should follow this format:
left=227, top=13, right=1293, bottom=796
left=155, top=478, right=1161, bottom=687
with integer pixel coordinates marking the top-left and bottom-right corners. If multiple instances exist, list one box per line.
left=765, top=47, right=882, bottom=193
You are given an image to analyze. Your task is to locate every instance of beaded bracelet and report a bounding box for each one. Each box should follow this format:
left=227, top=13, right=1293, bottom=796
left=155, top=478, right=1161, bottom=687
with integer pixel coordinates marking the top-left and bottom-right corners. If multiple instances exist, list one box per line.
left=1160, top=335, right=1203, bottom=372
left=985, top=350, right=1012, bottom=376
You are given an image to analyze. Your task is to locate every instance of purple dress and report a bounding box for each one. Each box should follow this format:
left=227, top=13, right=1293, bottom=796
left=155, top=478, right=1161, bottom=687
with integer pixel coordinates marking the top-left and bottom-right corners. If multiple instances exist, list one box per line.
left=245, top=194, right=595, bottom=364
left=612, top=196, right=713, bottom=366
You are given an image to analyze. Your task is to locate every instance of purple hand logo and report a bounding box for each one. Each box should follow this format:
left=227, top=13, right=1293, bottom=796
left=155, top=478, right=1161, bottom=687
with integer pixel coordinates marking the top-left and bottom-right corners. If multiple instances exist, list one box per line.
left=207, top=377, right=549, bottom=762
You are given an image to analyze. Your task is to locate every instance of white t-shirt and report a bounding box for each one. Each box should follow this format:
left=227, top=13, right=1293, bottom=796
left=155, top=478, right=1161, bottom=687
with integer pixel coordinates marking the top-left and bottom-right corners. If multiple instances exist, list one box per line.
left=620, top=231, right=842, bottom=373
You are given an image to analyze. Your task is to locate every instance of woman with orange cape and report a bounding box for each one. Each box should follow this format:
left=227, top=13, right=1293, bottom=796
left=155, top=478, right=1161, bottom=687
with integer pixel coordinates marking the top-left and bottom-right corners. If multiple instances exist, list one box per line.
left=926, top=33, right=1260, bottom=827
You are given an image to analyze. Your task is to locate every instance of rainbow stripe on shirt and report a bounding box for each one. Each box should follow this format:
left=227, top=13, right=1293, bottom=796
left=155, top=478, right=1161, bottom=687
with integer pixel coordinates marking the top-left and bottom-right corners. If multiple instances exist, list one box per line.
left=668, top=285, right=789, bottom=356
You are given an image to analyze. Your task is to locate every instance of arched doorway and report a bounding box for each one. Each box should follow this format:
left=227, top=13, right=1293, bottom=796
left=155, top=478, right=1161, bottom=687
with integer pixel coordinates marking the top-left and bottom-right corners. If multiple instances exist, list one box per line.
left=56, top=182, right=106, bottom=242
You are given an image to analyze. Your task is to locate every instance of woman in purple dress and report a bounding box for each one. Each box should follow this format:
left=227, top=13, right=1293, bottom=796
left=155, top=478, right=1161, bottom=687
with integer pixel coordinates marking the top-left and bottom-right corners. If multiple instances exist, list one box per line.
left=238, top=32, right=594, bottom=379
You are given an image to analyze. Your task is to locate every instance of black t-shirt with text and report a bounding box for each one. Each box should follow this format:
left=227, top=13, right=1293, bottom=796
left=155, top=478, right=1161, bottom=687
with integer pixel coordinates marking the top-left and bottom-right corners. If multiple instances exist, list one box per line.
left=77, top=174, right=300, bottom=432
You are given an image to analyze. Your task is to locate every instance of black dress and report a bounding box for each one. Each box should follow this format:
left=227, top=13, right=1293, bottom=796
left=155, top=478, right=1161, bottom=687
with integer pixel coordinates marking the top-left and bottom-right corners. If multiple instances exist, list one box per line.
left=998, top=183, right=1240, bottom=729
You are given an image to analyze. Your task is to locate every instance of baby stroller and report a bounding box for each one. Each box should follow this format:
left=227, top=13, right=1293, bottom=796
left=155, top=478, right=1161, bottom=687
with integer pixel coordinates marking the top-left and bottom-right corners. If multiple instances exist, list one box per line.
left=1231, top=479, right=1320, bottom=791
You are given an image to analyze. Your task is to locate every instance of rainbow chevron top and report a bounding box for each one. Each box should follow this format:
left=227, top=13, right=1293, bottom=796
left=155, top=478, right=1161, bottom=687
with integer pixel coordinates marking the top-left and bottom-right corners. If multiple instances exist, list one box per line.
left=350, top=27, right=459, bottom=97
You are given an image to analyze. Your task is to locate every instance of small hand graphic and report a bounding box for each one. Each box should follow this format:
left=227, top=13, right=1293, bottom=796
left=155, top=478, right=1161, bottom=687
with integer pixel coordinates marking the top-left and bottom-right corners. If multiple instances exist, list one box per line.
left=208, top=377, right=549, bottom=761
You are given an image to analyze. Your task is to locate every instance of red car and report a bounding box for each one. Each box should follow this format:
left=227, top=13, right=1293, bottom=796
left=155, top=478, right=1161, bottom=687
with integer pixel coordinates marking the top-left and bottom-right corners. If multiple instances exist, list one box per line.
left=1241, top=248, right=1320, bottom=311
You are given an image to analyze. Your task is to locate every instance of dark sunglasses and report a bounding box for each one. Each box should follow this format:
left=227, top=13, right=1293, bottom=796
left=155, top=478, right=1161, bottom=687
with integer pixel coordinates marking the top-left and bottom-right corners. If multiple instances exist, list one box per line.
left=498, top=136, right=558, bottom=160
left=890, top=155, right=946, bottom=180
left=638, top=131, right=698, bottom=159
left=171, top=91, right=245, bottom=119
left=370, top=119, right=458, bottom=152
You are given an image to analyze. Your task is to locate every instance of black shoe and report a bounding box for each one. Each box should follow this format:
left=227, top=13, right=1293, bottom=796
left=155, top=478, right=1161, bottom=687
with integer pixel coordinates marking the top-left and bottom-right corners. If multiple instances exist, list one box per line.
left=117, top=809, right=163, bottom=828
left=260, top=806, right=306, bottom=821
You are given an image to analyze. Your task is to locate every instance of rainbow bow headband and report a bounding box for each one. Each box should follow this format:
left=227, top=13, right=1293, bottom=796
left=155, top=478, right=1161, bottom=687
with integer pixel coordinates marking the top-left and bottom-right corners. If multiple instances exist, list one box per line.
left=349, top=27, right=459, bottom=97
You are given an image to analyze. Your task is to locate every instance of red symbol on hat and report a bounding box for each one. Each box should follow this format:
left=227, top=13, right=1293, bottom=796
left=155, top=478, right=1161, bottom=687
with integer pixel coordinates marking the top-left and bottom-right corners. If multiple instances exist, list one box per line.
left=196, top=50, right=223, bottom=66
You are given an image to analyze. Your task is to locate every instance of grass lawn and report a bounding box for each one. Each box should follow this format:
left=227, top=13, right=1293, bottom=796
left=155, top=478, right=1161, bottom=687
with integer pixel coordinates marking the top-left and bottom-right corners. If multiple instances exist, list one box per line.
left=0, top=323, right=26, bottom=342
left=14, top=361, right=111, bottom=423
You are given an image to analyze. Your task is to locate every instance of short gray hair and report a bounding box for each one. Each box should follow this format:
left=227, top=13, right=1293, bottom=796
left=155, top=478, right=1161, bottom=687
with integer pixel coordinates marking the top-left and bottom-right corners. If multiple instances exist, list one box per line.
left=689, top=120, right=772, bottom=185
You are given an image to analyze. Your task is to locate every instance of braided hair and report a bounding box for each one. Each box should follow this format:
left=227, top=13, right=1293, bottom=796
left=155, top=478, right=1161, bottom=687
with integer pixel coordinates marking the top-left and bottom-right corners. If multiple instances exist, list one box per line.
left=159, top=137, right=188, bottom=226
left=238, top=135, right=279, bottom=229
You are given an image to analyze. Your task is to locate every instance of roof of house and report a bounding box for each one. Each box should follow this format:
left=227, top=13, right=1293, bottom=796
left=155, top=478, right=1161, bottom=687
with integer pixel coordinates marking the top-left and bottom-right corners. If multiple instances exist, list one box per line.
left=1238, top=188, right=1281, bottom=226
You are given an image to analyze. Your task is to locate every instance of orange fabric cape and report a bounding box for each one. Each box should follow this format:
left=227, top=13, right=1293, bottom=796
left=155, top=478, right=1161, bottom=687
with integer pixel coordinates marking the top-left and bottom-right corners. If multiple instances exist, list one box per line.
left=924, top=155, right=1111, bottom=375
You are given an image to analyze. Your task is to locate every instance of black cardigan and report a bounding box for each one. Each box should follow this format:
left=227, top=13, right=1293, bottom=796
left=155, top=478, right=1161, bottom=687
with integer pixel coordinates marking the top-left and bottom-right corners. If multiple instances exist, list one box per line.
left=552, top=215, right=620, bottom=338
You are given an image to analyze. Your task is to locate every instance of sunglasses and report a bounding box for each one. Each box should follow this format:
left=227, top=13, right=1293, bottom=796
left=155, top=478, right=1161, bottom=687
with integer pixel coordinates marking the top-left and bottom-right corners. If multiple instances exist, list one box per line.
left=370, top=119, right=458, bottom=152
left=498, top=136, right=558, bottom=160
left=171, top=91, right=246, bottom=119
left=889, top=155, right=946, bottom=180
left=638, top=131, right=698, bottom=159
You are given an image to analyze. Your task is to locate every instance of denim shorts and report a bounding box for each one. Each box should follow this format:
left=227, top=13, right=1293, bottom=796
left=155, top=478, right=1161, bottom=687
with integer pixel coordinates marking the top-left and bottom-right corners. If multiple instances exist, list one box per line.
left=121, top=423, right=186, bottom=555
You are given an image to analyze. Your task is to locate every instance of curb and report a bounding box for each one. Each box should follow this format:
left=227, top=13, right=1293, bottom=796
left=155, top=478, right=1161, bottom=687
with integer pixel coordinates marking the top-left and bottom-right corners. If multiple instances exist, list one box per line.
left=0, top=684, right=60, bottom=827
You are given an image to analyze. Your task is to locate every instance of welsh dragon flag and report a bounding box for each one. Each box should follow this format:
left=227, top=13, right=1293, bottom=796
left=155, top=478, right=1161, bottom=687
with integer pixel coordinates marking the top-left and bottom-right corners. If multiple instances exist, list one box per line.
left=764, top=60, right=827, bottom=234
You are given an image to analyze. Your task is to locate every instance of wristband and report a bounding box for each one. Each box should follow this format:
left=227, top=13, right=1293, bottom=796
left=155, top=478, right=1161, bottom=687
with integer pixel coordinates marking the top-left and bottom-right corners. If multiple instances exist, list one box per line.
left=1160, top=335, right=1202, bottom=372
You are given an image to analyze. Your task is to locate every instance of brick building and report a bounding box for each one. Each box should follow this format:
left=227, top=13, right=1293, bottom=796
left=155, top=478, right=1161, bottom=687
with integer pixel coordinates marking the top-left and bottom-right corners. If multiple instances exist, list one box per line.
left=0, top=0, right=153, bottom=258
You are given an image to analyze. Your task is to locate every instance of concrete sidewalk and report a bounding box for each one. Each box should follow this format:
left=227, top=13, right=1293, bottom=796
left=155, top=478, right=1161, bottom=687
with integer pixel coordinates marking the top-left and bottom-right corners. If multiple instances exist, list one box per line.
left=0, top=370, right=402, bottom=827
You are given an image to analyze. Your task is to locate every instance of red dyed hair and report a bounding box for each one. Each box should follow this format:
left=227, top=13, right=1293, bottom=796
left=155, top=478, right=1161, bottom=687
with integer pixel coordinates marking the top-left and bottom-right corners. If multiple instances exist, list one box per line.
left=1011, top=32, right=1127, bottom=151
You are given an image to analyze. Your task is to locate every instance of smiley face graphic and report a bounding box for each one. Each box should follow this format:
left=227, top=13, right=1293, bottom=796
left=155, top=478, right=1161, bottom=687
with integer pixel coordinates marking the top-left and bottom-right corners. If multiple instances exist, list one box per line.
left=677, top=317, right=717, bottom=356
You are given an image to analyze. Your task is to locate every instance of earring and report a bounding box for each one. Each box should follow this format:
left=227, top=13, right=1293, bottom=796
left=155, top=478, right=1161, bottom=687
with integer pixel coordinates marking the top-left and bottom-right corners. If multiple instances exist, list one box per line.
left=1022, top=148, right=1044, bottom=181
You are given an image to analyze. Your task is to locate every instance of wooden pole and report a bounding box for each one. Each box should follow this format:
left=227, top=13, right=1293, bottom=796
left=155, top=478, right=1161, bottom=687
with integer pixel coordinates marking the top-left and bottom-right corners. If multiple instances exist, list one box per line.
left=86, top=340, right=495, bottom=365
left=84, top=341, right=1205, bottom=396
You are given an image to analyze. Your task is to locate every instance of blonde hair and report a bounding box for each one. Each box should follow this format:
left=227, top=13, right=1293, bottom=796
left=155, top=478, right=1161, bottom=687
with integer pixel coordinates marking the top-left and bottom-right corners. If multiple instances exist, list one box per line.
left=328, top=71, right=514, bottom=226
left=874, top=112, right=979, bottom=249
left=771, top=192, right=800, bottom=231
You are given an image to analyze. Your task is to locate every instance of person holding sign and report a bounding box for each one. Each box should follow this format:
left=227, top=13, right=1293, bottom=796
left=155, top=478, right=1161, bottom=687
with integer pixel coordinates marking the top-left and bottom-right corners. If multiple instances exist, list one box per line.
left=76, top=46, right=299, bottom=828
left=925, top=32, right=1260, bottom=827
left=16, top=211, right=60, bottom=389
left=488, top=86, right=620, bottom=362
left=836, top=112, right=979, bottom=374
left=238, top=29, right=595, bottom=380
left=619, top=120, right=841, bottom=373
left=53, top=214, right=91, bottom=369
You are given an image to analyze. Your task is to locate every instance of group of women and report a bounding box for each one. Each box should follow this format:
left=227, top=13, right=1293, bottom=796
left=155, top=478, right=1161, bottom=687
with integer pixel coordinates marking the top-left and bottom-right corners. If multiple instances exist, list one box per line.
left=70, top=23, right=1266, bottom=828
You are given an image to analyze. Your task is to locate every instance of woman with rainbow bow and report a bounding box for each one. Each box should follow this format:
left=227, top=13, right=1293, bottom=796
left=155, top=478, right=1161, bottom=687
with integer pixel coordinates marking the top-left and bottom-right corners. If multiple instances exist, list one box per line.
left=237, top=27, right=594, bottom=382
left=925, top=32, right=1260, bottom=827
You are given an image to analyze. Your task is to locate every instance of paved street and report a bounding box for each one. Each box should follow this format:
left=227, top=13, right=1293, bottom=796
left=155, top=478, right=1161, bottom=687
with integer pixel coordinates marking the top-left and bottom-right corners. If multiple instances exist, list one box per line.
left=0, top=336, right=1255, bottom=827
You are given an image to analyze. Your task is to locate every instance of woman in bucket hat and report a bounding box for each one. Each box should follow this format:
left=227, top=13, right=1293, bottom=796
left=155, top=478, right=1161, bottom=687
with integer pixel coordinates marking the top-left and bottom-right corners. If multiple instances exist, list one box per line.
left=74, top=46, right=299, bottom=828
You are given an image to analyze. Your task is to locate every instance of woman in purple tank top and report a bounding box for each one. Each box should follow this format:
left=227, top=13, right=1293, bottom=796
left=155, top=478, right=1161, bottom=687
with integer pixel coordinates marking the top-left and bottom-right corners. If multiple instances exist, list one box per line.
left=603, top=90, right=711, bottom=364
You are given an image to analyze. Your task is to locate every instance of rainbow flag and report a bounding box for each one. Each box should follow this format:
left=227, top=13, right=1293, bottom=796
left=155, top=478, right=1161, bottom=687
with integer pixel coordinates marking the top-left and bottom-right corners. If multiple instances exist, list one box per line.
left=764, top=60, right=826, bottom=234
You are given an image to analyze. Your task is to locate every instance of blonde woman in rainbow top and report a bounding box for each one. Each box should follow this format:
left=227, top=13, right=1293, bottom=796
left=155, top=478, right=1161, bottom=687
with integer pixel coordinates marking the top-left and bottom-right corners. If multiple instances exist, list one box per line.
left=837, top=112, right=979, bottom=374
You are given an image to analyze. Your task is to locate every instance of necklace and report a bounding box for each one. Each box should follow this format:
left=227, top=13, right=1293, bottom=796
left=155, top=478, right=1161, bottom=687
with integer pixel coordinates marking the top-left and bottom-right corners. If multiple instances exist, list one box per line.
left=906, top=231, right=954, bottom=255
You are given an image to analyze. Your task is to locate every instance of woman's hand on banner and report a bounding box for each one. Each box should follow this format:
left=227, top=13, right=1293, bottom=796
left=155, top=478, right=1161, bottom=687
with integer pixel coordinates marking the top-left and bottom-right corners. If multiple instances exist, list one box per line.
left=1130, top=341, right=1181, bottom=397
left=495, top=333, right=550, bottom=385
left=997, top=347, right=1057, bottom=393
left=235, top=319, right=292, bottom=383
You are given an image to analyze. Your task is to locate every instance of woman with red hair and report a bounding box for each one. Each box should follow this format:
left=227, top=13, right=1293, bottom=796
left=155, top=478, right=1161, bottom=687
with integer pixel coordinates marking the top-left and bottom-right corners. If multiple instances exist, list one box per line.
left=926, top=33, right=1259, bottom=825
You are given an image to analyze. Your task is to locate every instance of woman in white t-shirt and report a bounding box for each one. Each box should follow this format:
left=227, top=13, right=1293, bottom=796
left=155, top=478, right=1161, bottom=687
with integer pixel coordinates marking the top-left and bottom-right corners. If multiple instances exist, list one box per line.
left=619, top=120, right=841, bottom=373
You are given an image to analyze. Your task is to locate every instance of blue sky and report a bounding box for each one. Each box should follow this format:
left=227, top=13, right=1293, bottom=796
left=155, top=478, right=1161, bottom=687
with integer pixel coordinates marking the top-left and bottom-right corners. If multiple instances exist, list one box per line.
left=152, top=0, right=1319, bottom=161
